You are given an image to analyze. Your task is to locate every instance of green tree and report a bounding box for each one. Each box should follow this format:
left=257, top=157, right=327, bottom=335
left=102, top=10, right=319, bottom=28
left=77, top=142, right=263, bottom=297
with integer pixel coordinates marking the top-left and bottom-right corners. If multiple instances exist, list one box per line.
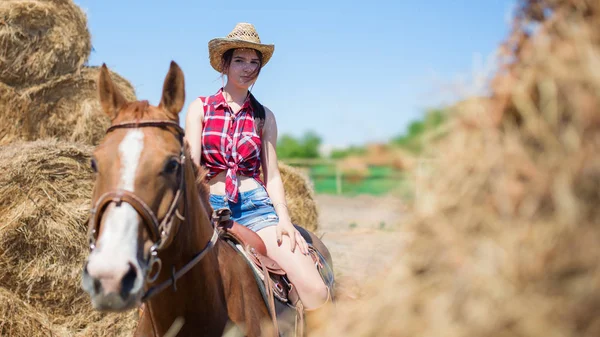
left=276, top=131, right=323, bottom=159
left=330, top=146, right=366, bottom=159
left=300, top=131, right=321, bottom=158
left=391, top=108, right=448, bottom=153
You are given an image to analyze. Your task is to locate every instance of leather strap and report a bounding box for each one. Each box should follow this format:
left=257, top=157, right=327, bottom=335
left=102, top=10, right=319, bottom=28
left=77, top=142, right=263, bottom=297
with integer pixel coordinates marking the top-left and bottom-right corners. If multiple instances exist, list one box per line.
left=89, top=190, right=161, bottom=242
left=88, top=152, right=185, bottom=252
left=142, top=229, right=220, bottom=302
left=257, top=254, right=280, bottom=337
left=106, top=120, right=185, bottom=137
left=212, top=208, right=268, bottom=255
left=295, top=300, right=304, bottom=337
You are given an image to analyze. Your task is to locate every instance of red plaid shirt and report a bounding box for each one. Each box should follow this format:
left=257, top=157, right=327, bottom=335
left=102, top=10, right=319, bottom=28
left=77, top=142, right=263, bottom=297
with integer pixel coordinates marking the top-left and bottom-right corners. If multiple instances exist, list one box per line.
left=199, top=88, right=264, bottom=202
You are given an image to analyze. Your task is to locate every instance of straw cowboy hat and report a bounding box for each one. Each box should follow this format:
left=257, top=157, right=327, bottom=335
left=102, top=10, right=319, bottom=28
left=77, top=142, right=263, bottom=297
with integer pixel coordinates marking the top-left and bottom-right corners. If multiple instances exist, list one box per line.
left=208, top=22, right=275, bottom=73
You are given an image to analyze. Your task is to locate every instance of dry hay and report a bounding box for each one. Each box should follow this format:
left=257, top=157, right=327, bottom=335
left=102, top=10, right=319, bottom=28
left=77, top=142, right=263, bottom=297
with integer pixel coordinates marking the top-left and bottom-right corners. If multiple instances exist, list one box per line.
left=0, top=285, right=137, bottom=337
left=278, top=162, right=319, bottom=232
left=71, top=311, right=137, bottom=337
left=0, top=287, right=64, bottom=336
left=309, top=1, right=600, bottom=336
left=0, top=82, right=30, bottom=146
left=338, top=155, right=369, bottom=179
left=0, top=140, right=136, bottom=335
left=19, top=66, right=137, bottom=146
left=0, top=0, right=91, bottom=87
left=362, top=143, right=416, bottom=170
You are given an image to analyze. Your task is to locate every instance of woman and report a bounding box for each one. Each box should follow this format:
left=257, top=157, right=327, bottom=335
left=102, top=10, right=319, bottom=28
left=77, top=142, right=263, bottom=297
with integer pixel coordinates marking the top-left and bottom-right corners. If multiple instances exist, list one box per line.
left=184, top=22, right=329, bottom=311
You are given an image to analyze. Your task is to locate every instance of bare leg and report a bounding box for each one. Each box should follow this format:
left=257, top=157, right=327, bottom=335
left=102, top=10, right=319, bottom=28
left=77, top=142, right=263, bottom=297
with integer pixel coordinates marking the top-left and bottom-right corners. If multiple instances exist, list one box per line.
left=255, top=226, right=329, bottom=310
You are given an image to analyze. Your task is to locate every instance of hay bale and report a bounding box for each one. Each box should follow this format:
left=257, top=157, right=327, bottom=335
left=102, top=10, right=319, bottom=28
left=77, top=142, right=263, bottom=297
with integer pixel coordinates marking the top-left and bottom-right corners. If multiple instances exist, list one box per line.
left=73, top=311, right=137, bottom=337
left=309, top=1, right=600, bottom=336
left=0, top=283, right=136, bottom=337
left=0, top=82, right=30, bottom=146
left=0, top=140, right=93, bottom=318
left=0, top=287, right=64, bottom=336
left=0, top=140, right=135, bottom=334
left=339, top=155, right=369, bottom=177
left=0, top=0, right=91, bottom=87
left=21, top=66, right=137, bottom=146
left=278, top=162, right=319, bottom=232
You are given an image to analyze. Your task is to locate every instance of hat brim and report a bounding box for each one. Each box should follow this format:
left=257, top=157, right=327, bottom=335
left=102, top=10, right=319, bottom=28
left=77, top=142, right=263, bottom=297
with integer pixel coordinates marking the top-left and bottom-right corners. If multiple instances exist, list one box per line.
left=208, top=38, right=274, bottom=73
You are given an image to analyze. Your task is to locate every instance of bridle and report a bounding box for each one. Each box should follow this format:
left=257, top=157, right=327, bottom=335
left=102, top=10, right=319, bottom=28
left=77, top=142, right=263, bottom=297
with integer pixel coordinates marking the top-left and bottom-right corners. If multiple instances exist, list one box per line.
left=87, top=120, right=219, bottom=302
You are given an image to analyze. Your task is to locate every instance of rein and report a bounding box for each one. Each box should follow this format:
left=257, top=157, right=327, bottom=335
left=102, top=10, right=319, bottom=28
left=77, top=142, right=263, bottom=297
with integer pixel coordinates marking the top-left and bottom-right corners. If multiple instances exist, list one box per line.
left=87, top=120, right=218, bottom=302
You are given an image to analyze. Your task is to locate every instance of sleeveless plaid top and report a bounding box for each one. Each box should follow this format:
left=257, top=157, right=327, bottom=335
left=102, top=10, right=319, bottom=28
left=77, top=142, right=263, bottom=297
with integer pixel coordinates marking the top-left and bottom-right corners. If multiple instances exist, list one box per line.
left=199, top=88, right=264, bottom=203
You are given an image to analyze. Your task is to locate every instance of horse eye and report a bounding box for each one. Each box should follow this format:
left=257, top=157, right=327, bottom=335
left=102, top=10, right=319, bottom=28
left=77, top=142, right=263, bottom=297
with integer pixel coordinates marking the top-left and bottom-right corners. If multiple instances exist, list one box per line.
left=163, top=158, right=180, bottom=174
left=90, top=158, right=98, bottom=173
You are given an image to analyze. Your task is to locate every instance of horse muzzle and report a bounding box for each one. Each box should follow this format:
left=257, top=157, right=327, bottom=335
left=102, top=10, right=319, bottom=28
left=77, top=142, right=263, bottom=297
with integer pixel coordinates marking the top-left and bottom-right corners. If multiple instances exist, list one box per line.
left=81, top=257, right=146, bottom=312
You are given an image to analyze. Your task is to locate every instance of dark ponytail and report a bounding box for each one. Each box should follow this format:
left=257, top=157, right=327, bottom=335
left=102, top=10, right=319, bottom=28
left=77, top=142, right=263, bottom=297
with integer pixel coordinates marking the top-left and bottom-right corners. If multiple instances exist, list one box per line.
left=249, top=92, right=265, bottom=135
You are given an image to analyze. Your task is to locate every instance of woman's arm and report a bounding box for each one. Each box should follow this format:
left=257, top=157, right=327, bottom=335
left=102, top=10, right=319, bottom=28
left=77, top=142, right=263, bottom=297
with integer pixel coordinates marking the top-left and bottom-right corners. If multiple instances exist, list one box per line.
left=261, top=107, right=309, bottom=255
left=184, top=98, right=205, bottom=167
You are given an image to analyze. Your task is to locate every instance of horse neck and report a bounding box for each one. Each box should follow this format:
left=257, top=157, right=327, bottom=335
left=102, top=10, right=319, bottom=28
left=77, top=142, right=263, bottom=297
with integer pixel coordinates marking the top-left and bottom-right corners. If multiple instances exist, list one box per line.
left=143, top=156, right=228, bottom=336
left=178, top=154, right=216, bottom=260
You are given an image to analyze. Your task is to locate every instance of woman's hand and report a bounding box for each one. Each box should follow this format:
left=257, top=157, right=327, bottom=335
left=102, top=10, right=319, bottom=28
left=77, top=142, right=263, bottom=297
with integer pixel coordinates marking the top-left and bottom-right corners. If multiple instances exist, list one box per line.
left=276, top=219, right=309, bottom=255
left=259, top=107, right=309, bottom=256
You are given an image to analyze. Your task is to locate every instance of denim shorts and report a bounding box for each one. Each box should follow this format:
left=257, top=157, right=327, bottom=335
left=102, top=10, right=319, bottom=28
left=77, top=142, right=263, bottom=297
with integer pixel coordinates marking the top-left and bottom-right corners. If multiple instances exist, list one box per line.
left=209, top=186, right=279, bottom=232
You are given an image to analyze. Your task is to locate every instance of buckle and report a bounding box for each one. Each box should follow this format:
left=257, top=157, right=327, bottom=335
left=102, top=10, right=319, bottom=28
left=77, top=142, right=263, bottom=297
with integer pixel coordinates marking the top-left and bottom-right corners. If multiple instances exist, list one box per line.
left=212, top=208, right=232, bottom=226
left=274, top=281, right=283, bottom=293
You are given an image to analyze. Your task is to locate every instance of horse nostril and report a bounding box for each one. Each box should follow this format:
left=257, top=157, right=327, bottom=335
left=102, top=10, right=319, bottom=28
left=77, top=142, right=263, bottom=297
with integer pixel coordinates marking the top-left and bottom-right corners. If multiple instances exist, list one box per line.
left=120, top=262, right=138, bottom=300
left=94, top=279, right=102, bottom=294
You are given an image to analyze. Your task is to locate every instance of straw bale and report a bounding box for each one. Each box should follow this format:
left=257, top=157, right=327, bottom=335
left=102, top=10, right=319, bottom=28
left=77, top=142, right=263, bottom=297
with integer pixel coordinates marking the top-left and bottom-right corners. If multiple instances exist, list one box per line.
left=348, top=144, right=416, bottom=171
left=278, top=162, right=319, bottom=232
left=0, top=287, right=64, bottom=336
left=338, top=155, right=369, bottom=179
left=0, top=283, right=136, bottom=337
left=0, top=82, right=30, bottom=145
left=72, top=311, right=137, bottom=337
left=0, top=140, right=93, bottom=317
left=0, top=140, right=135, bottom=334
left=21, top=66, right=137, bottom=146
left=0, top=0, right=91, bottom=87
left=309, top=1, right=600, bottom=336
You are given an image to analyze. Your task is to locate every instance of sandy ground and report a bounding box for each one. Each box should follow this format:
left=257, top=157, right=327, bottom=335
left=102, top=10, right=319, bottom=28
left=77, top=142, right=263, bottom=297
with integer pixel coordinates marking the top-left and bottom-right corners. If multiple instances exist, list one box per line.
left=313, top=194, right=410, bottom=300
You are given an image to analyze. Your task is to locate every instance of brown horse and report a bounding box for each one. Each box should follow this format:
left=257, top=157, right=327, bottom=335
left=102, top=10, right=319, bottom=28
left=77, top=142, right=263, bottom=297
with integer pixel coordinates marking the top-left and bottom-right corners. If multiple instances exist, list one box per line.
left=80, top=61, right=332, bottom=337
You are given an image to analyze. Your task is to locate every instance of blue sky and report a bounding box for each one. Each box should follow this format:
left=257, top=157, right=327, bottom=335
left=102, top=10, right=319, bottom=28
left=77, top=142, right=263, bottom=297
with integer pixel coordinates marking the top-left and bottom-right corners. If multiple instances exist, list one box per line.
left=75, top=0, right=516, bottom=149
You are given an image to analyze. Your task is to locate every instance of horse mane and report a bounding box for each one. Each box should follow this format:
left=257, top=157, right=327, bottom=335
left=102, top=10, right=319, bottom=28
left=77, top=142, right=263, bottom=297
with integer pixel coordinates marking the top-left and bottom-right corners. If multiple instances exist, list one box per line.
left=183, top=140, right=213, bottom=215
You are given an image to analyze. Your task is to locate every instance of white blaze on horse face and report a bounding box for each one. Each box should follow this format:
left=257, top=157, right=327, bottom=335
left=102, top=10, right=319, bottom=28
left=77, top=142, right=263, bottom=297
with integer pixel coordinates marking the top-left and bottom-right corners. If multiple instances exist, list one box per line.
left=88, top=130, right=145, bottom=276
left=119, top=130, right=145, bottom=191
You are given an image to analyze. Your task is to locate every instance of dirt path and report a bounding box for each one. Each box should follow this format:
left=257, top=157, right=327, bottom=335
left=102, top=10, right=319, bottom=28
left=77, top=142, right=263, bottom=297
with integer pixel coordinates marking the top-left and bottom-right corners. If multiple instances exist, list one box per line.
left=314, top=194, right=410, bottom=300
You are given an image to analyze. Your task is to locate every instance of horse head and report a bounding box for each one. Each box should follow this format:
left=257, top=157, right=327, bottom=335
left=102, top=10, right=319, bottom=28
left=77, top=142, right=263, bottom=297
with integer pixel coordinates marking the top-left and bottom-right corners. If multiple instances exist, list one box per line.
left=81, top=61, right=189, bottom=311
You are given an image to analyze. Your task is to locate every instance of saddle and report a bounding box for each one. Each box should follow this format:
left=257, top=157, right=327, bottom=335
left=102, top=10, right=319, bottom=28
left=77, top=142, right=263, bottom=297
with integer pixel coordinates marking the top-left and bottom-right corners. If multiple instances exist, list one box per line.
left=212, top=208, right=333, bottom=337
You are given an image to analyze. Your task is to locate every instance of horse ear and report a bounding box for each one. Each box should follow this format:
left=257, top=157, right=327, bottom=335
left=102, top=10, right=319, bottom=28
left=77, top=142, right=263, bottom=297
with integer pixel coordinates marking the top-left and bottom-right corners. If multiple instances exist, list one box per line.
left=159, top=61, right=186, bottom=120
left=98, top=64, right=127, bottom=120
